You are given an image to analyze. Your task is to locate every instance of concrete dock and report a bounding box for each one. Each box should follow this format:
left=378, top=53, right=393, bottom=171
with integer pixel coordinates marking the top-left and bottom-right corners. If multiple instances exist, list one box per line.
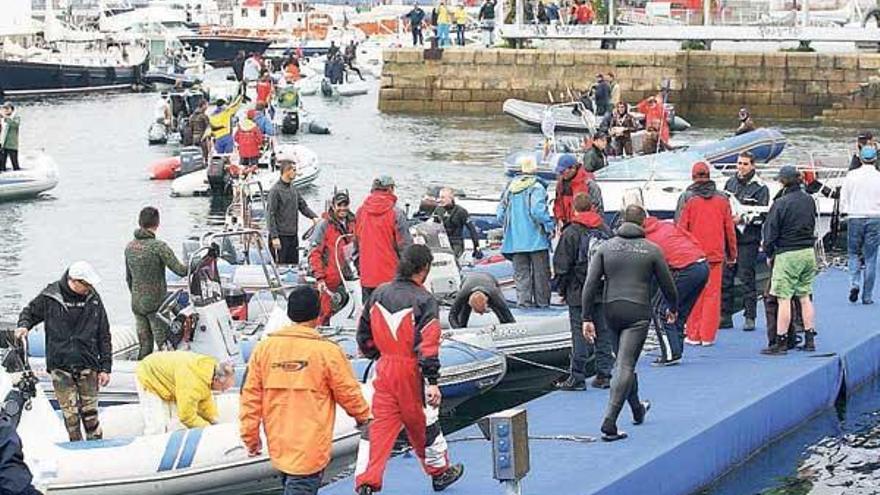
left=322, top=268, right=880, bottom=495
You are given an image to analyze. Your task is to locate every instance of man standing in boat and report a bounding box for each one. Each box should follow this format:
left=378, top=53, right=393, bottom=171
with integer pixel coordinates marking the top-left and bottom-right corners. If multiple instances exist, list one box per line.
left=553, top=154, right=604, bottom=226
left=355, top=245, right=465, bottom=494
left=209, top=95, right=243, bottom=154
left=125, top=206, right=189, bottom=359
left=15, top=262, right=112, bottom=442
left=241, top=286, right=371, bottom=495
left=0, top=102, right=21, bottom=172
left=433, top=187, right=482, bottom=259
left=354, top=175, right=413, bottom=303
left=309, top=191, right=356, bottom=325
left=267, top=160, right=319, bottom=265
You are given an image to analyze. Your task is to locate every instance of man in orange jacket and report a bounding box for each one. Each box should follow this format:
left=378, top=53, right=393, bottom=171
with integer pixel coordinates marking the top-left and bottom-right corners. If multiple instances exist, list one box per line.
left=240, top=285, right=370, bottom=495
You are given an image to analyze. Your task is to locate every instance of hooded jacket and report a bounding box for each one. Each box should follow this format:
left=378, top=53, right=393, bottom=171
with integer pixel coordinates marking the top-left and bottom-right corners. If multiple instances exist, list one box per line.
left=496, top=175, right=555, bottom=255
left=643, top=216, right=706, bottom=270
left=553, top=166, right=605, bottom=224
left=308, top=211, right=355, bottom=287
left=267, top=178, right=318, bottom=239
left=17, top=273, right=112, bottom=373
left=581, top=222, right=678, bottom=321
left=125, top=228, right=188, bottom=315
left=354, top=191, right=413, bottom=288
left=234, top=120, right=264, bottom=159
left=135, top=351, right=219, bottom=429
left=1, top=113, right=20, bottom=150
left=581, top=145, right=607, bottom=173
left=552, top=210, right=611, bottom=306
left=240, top=324, right=369, bottom=476
left=762, top=184, right=817, bottom=258
left=675, top=180, right=738, bottom=263
left=724, top=171, right=770, bottom=244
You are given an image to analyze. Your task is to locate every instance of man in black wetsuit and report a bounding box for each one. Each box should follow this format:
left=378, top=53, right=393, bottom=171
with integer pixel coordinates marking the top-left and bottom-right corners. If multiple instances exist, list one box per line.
left=434, top=187, right=482, bottom=259
left=448, top=272, right=515, bottom=328
left=582, top=204, right=678, bottom=442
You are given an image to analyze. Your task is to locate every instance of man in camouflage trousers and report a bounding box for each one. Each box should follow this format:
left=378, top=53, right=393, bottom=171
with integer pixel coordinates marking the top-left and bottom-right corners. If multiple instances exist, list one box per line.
left=125, top=207, right=188, bottom=359
left=15, top=261, right=112, bottom=441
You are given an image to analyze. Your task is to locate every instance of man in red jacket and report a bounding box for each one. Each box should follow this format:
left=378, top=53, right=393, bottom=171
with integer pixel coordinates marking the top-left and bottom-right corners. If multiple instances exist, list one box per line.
left=233, top=116, right=263, bottom=166
left=553, top=154, right=604, bottom=228
left=308, top=191, right=355, bottom=325
left=355, top=176, right=413, bottom=303
left=675, top=162, right=737, bottom=346
left=644, top=216, right=710, bottom=364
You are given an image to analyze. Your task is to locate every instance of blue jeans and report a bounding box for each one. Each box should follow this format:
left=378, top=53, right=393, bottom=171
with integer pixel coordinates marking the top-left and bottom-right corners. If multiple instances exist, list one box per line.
left=848, top=217, right=880, bottom=302
left=569, top=304, right=614, bottom=381
left=214, top=134, right=234, bottom=154
left=456, top=24, right=466, bottom=45
left=282, top=472, right=323, bottom=495
left=437, top=24, right=451, bottom=46
left=655, top=260, right=710, bottom=360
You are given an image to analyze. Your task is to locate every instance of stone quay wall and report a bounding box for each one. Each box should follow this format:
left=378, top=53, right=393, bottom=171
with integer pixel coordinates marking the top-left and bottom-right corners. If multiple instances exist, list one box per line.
left=378, top=48, right=880, bottom=121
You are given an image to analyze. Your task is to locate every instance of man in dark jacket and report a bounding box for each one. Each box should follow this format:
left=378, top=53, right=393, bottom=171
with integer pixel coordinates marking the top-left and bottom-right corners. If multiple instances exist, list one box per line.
left=434, top=188, right=481, bottom=259
left=761, top=166, right=818, bottom=355
left=188, top=100, right=211, bottom=163
left=675, top=162, right=737, bottom=346
left=582, top=132, right=608, bottom=173
left=553, top=193, right=613, bottom=390
left=591, top=74, right=611, bottom=116
left=477, top=0, right=496, bottom=46
left=721, top=151, right=770, bottom=331
left=404, top=2, right=427, bottom=46
left=15, top=262, right=111, bottom=441
left=0, top=375, right=41, bottom=495
left=354, top=175, right=413, bottom=303
left=125, top=207, right=188, bottom=359
left=582, top=205, right=677, bottom=441
left=231, top=50, right=246, bottom=82
left=267, top=160, right=319, bottom=265
left=849, top=131, right=873, bottom=170
left=449, top=272, right=515, bottom=328
left=355, top=245, right=464, bottom=494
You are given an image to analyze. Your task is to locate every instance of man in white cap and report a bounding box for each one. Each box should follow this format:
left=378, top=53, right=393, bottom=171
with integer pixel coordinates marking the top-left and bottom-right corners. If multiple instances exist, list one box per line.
left=15, top=261, right=112, bottom=441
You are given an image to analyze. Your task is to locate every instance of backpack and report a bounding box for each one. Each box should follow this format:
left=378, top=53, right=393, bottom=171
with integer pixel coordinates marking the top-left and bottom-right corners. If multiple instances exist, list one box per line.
left=574, top=225, right=608, bottom=277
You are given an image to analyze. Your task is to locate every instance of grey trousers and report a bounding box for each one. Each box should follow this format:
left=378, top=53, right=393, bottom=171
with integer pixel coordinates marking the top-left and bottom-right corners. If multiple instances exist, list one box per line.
left=512, top=250, right=551, bottom=307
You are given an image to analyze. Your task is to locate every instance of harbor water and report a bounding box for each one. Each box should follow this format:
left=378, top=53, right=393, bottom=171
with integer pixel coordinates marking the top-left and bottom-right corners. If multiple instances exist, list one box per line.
left=0, top=88, right=875, bottom=494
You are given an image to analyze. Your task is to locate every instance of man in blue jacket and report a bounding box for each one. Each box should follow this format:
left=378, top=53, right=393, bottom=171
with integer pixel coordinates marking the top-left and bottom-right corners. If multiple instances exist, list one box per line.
left=497, top=157, right=555, bottom=307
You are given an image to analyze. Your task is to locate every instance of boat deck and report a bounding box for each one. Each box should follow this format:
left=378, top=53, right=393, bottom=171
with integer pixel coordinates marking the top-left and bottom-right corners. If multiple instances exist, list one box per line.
left=322, top=268, right=880, bottom=495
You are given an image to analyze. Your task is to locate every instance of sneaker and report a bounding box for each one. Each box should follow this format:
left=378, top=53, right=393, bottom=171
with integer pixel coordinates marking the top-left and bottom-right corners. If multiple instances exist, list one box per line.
left=432, top=464, right=464, bottom=492
left=651, top=356, right=681, bottom=367
left=743, top=318, right=756, bottom=332
left=719, top=318, right=733, bottom=329
left=591, top=375, right=611, bottom=389
left=632, top=400, right=651, bottom=425
left=850, top=287, right=860, bottom=303
left=684, top=338, right=701, bottom=346
left=357, top=486, right=375, bottom=495
left=554, top=377, right=587, bottom=391
left=863, top=299, right=874, bottom=305
left=701, top=340, right=715, bottom=347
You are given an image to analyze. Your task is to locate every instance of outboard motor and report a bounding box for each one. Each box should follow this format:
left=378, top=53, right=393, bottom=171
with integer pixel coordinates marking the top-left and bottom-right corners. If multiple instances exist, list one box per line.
left=320, top=78, right=334, bottom=97
left=178, top=145, right=205, bottom=176
left=281, top=110, right=300, bottom=135
left=206, top=155, right=230, bottom=195
left=147, top=122, right=168, bottom=145
left=411, top=221, right=461, bottom=299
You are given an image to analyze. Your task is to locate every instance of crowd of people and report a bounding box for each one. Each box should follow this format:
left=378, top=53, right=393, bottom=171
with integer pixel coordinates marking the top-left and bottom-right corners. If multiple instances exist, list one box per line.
left=404, top=0, right=499, bottom=47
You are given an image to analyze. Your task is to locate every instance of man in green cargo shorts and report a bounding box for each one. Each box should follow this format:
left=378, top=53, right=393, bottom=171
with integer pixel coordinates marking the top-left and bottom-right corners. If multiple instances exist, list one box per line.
left=761, top=166, right=818, bottom=355
left=125, top=207, right=188, bottom=359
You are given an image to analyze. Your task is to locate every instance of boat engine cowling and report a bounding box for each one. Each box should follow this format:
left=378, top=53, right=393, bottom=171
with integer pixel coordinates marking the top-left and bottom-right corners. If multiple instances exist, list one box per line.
left=411, top=221, right=461, bottom=300
left=148, top=122, right=168, bottom=145
left=281, top=111, right=300, bottom=135
left=207, top=155, right=229, bottom=194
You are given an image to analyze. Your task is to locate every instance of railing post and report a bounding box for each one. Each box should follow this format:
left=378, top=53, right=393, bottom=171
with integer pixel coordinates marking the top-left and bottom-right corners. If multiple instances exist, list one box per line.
left=802, top=0, right=810, bottom=27
left=703, top=0, right=710, bottom=25
left=609, top=0, right=615, bottom=25
left=516, top=0, right=523, bottom=26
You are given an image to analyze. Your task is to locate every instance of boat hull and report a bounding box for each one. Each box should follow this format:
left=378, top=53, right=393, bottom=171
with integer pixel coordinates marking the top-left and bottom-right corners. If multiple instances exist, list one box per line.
left=179, top=36, right=272, bottom=66
left=0, top=59, right=146, bottom=96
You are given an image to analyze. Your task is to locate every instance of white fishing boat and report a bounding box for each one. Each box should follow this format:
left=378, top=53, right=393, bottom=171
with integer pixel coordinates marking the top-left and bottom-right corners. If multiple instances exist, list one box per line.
left=0, top=151, right=59, bottom=201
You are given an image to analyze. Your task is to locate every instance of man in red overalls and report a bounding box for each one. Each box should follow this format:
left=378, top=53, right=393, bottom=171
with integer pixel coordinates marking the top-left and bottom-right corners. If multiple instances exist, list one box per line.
left=308, top=191, right=355, bottom=325
left=354, top=244, right=464, bottom=494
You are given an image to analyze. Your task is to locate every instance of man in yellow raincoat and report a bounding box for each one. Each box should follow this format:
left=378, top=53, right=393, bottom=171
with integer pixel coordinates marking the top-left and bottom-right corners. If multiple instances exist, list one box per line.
left=135, top=351, right=236, bottom=434
left=209, top=95, right=243, bottom=154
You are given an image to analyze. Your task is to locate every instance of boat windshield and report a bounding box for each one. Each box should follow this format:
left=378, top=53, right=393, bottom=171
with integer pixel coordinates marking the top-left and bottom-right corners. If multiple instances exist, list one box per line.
left=593, top=151, right=720, bottom=181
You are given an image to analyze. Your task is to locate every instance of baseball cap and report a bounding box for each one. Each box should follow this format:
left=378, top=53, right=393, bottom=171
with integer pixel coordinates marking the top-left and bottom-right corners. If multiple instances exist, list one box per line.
left=372, top=175, right=396, bottom=189
left=858, top=130, right=873, bottom=141
left=554, top=154, right=579, bottom=174
left=68, top=261, right=101, bottom=286
left=860, top=146, right=877, bottom=163
left=691, top=161, right=711, bottom=180
left=332, top=190, right=350, bottom=205
left=246, top=109, right=258, bottom=120
left=593, top=131, right=608, bottom=140
left=777, top=165, right=800, bottom=181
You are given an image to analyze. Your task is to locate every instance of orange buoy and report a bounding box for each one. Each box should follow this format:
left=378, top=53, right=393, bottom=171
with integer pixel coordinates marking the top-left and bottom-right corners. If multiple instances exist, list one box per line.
left=149, top=156, right=181, bottom=180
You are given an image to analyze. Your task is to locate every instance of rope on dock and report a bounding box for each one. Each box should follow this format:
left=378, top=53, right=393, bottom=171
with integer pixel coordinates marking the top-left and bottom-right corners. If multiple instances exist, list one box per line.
left=448, top=434, right=598, bottom=444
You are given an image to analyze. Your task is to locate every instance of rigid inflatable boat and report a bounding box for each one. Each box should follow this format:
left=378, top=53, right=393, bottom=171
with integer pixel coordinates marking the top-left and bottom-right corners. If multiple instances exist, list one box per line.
left=502, top=98, right=692, bottom=134
left=0, top=152, right=59, bottom=202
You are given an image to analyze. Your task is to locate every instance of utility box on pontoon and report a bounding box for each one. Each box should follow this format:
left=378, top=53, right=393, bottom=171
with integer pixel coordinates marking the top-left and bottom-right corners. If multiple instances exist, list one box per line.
left=479, top=408, right=530, bottom=483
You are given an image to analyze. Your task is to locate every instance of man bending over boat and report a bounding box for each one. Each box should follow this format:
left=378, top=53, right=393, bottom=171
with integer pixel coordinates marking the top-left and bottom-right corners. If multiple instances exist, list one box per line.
left=135, top=351, right=235, bottom=434
left=240, top=286, right=370, bottom=495
left=448, top=272, right=515, bottom=328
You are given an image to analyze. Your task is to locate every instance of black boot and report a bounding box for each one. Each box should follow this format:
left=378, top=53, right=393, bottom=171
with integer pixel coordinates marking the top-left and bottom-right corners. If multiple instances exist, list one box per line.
left=432, top=463, right=464, bottom=492
left=800, top=330, right=816, bottom=352
left=761, top=335, right=788, bottom=355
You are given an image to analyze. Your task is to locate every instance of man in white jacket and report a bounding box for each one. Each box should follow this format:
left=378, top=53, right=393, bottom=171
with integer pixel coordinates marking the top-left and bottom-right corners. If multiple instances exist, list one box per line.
left=840, top=146, right=880, bottom=305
